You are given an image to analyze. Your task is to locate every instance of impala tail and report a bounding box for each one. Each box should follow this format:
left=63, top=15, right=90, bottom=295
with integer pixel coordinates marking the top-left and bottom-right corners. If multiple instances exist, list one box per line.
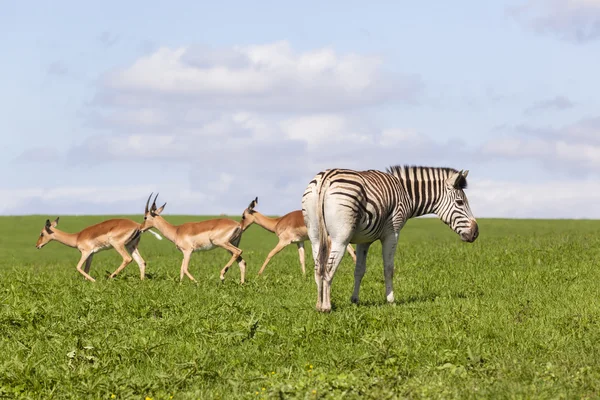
left=146, top=230, right=163, bottom=240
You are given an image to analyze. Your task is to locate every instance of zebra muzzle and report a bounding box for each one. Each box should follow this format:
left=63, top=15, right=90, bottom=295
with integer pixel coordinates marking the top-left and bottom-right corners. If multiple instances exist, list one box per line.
left=461, top=220, right=479, bottom=243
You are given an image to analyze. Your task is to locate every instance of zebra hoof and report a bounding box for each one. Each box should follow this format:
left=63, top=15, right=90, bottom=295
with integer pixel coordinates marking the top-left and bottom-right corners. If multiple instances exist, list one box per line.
left=386, top=292, right=395, bottom=304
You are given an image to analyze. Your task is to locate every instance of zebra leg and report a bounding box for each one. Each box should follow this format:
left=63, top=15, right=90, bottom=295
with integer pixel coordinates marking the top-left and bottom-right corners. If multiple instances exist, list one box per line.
left=321, top=241, right=349, bottom=312
left=309, top=242, right=324, bottom=310
left=304, top=207, right=324, bottom=310
left=350, top=242, right=371, bottom=304
left=381, top=233, right=399, bottom=304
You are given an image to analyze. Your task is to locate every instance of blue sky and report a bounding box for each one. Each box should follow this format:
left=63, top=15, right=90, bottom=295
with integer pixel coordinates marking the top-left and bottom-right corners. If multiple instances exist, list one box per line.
left=2, top=0, right=600, bottom=218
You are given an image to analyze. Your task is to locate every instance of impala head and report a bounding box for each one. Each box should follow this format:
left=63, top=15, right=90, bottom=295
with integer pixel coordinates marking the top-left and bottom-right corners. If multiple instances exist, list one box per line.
left=240, top=197, right=258, bottom=230
left=140, top=193, right=166, bottom=232
left=436, top=170, right=478, bottom=243
left=36, top=217, right=59, bottom=249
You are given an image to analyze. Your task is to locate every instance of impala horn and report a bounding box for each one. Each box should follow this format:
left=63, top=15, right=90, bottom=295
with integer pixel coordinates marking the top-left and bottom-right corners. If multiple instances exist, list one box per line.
left=145, top=192, right=153, bottom=214
left=151, top=193, right=159, bottom=212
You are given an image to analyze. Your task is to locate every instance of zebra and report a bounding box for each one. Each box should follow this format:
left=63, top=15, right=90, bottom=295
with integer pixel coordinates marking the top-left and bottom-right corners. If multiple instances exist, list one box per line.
left=301, top=165, right=479, bottom=312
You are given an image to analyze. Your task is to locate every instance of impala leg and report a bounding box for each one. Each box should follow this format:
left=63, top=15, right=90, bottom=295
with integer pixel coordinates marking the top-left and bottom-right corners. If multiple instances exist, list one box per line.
left=130, top=247, right=146, bottom=280
left=236, top=256, right=247, bottom=284
left=216, top=242, right=243, bottom=283
left=84, top=253, right=94, bottom=274
left=109, top=243, right=133, bottom=279
left=381, top=233, right=399, bottom=304
left=76, top=251, right=96, bottom=282
left=297, top=242, right=306, bottom=275
left=126, top=237, right=146, bottom=280
left=346, top=244, right=357, bottom=263
left=180, top=249, right=196, bottom=282
left=258, top=240, right=289, bottom=276
left=350, top=243, right=371, bottom=304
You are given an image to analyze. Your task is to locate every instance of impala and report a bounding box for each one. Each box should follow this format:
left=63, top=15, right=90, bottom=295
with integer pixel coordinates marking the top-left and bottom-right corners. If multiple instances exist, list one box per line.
left=35, top=216, right=161, bottom=282
left=240, top=197, right=356, bottom=276
left=139, top=194, right=248, bottom=283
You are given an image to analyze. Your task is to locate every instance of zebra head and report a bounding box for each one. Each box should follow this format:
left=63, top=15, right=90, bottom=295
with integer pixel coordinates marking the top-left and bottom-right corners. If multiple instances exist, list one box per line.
left=436, top=170, right=478, bottom=243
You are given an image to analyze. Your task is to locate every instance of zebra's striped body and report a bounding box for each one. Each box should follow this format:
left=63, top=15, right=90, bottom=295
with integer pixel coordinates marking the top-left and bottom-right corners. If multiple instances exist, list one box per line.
left=302, top=165, right=478, bottom=312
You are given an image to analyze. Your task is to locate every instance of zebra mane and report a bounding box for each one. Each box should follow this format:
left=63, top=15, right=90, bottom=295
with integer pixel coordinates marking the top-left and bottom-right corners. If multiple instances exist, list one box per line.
left=385, top=165, right=468, bottom=189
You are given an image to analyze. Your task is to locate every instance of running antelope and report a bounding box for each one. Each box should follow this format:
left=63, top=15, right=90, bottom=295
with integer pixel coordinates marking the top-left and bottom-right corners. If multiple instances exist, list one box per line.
left=35, top=217, right=162, bottom=282
left=139, top=194, right=248, bottom=283
left=240, top=197, right=356, bottom=276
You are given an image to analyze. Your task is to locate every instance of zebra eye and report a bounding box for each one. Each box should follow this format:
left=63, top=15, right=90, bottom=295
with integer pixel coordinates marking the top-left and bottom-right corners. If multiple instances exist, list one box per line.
left=456, top=199, right=464, bottom=206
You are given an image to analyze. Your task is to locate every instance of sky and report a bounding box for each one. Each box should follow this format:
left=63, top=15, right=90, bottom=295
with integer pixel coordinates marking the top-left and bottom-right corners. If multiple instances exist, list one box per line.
left=1, top=0, right=600, bottom=219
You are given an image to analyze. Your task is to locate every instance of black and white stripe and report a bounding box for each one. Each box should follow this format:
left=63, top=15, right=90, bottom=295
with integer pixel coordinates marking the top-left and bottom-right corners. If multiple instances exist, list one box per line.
left=302, top=165, right=478, bottom=312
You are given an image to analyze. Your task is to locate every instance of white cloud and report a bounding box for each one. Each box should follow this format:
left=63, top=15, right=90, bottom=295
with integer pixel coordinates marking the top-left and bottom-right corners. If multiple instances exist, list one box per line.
left=379, top=129, right=427, bottom=147
left=280, top=114, right=374, bottom=148
left=0, top=185, right=217, bottom=216
left=482, top=116, right=600, bottom=171
left=0, top=185, right=156, bottom=215
left=97, top=41, right=423, bottom=112
left=469, top=178, right=600, bottom=219
left=509, top=0, right=600, bottom=43
left=524, top=95, right=575, bottom=115
left=47, top=61, right=69, bottom=77
left=484, top=137, right=600, bottom=170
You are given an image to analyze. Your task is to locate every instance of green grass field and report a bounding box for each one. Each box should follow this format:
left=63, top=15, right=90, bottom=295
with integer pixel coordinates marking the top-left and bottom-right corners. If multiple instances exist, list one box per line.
left=1, top=216, right=600, bottom=399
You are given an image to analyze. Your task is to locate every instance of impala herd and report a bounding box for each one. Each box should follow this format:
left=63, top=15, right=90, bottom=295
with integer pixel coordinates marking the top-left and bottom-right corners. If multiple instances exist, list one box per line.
left=35, top=193, right=350, bottom=284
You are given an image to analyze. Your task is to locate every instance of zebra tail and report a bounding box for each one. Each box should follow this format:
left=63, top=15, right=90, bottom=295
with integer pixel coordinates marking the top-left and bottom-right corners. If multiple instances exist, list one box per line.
left=317, top=177, right=330, bottom=275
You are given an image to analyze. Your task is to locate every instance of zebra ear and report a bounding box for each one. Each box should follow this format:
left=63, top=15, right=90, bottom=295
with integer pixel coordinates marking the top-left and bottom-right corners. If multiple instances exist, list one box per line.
left=447, top=171, right=467, bottom=189
left=462, top=170, right=469, bottom=179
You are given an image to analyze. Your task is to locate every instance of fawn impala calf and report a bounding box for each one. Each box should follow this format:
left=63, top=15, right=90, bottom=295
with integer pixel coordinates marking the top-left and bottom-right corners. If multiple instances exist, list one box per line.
left=240, top=197, right=356, bottom=275
left=139, top=194, right=248, bottom=283
left=35, top=217, right=161, bottom=281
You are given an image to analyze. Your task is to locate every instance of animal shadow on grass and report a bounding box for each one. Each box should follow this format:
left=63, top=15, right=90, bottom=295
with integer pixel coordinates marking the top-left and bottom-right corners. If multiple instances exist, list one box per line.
left=102, top=270, right=160, bottom=280
left=353, top=290, right=483, bottom=308
left=345, top=292, right=440, bottom=308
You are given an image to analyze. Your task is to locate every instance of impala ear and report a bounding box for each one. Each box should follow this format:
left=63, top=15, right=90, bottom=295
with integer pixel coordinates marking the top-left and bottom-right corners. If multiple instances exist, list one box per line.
left=44, top=219, right=53, bottom=234
left=155, top=202, right=166, bottom=215
left=248, top=197, right=258, bottom=211
left=52, top=217, right=59, bottom=227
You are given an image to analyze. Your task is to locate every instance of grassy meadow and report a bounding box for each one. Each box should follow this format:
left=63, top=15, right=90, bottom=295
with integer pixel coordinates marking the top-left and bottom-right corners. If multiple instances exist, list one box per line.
left=1, top=215, right=600, bottom=399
